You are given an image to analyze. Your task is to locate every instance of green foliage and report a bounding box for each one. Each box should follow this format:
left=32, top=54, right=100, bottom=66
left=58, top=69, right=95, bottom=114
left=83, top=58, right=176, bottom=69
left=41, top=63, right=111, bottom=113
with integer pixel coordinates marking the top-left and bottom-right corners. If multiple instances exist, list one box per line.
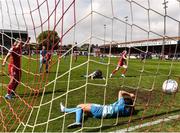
left=36, top=30, right=60, bottom=50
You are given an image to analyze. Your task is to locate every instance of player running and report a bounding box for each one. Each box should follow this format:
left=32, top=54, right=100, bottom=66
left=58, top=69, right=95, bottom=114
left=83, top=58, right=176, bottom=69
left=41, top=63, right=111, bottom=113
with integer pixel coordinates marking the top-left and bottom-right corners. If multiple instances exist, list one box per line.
left=2, top=37, right=30, bottom=99
left=60, top=90, right=135, bottom=128
left=110, top=50, right=128, bottom=78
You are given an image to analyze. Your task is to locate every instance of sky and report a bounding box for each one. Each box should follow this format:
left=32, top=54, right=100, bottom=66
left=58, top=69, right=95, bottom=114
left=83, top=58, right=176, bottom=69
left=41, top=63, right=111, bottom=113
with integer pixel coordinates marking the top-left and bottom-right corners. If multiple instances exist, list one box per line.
left=0, top=0, right=180, bottom=46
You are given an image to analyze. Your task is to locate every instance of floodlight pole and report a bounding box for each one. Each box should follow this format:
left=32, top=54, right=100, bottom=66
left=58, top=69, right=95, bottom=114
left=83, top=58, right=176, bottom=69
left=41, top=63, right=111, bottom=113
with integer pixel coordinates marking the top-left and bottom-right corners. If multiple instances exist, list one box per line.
left=162, top=0, right=168, bottom=59
left=124, top=16, right=128, bottom=50
left=103, top=24, right=106, bottom=55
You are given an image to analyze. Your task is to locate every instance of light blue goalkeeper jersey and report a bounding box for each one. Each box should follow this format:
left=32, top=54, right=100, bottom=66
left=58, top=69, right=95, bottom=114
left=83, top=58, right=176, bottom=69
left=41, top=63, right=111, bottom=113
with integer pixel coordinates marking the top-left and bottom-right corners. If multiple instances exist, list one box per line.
left=90, top=98, right=130, bottom=118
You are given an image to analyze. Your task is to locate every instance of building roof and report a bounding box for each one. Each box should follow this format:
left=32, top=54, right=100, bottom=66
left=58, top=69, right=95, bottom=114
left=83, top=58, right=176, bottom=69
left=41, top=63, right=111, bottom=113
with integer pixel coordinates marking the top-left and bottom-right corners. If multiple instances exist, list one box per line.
left=100, top=36, right=180, bottom=48
left=0, top=29, right=27, bottom=34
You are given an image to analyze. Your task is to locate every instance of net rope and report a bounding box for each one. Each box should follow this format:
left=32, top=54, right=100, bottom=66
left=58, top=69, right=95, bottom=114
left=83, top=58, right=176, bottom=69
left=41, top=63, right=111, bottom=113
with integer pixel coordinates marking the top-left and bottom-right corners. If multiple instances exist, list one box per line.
left=0, top=0, right=180, bottom=132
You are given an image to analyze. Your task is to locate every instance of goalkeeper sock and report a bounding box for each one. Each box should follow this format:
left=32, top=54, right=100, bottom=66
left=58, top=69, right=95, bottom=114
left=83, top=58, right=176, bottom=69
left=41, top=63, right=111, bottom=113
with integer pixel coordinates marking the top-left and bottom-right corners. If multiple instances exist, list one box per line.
left=75, top=108, right=83, bottom=123
left=61, top=104, right=83, bottom=123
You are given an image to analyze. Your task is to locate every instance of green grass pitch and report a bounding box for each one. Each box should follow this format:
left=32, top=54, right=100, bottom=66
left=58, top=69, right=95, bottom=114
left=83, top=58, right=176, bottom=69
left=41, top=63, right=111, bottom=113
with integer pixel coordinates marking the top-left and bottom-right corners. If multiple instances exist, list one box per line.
left=0, top=55, right=180, bottom=132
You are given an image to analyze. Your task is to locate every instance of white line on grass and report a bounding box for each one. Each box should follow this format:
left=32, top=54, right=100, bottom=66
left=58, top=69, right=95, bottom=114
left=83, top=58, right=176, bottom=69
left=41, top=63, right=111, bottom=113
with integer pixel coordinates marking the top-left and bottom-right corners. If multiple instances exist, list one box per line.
left=118, top=114, right=180, bottom=132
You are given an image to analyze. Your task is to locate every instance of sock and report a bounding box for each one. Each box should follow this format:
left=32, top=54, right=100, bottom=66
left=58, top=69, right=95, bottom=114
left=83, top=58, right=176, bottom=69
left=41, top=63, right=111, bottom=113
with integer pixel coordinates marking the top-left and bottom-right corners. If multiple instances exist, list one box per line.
left=64, top=107, right=79, bottom=113
left=63, top=107, right=82, bottom=123
left=112, top=69, right=117, bottom=74
left=75, top=108, right=83, bottom=123
left=122, top=69, right=127, bottom=74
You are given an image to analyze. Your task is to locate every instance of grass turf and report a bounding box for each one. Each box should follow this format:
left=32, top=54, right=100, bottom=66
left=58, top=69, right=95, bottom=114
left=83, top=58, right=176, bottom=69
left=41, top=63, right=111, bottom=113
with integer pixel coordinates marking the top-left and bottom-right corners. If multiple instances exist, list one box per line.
left=0, top=55, right=180, bottom=132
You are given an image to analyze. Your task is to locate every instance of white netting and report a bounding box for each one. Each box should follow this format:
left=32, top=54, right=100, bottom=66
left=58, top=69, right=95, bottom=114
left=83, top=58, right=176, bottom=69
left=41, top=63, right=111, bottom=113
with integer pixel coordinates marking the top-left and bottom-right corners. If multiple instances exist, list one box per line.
left=0, top=0, right=180, bottom=132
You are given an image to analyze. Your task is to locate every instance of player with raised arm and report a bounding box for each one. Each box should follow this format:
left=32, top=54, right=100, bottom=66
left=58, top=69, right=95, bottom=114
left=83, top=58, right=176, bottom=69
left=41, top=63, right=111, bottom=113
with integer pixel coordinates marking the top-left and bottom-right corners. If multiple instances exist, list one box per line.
left=60, top=90, right=135, bottom=128
left=2, top=37, right=30, bottom=99
left=110, top=50, right=128, bottom=78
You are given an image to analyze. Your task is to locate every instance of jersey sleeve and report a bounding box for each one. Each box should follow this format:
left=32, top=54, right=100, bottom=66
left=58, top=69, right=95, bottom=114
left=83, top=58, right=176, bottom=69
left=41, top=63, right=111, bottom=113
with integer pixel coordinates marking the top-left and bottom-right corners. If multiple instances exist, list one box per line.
left=116, top=98, right=131, bottom=116
left=9, top=47, right=13, bottom=53
left=122, top=54, right=127, bottom=59
left=114, top=98, right=126, bottom=115
left=115, top=98, right=125, bottom=107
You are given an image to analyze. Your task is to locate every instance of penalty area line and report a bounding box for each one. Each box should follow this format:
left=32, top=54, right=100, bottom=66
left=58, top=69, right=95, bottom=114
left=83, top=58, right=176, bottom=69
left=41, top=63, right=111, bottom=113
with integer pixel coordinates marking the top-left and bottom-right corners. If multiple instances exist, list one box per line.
left=117, top=114, right=180, bottom=132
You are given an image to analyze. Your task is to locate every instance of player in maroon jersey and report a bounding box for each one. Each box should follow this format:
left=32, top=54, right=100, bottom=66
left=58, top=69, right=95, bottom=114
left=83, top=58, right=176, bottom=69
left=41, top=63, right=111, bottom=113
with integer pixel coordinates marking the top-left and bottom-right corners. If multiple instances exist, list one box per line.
left=2, top=37, right=30, bottom=99
left=8, top=56, right=13, bottom=76
left=46, top=51, right=52, bottom=73
left=110, top=50, right=128, bottom=78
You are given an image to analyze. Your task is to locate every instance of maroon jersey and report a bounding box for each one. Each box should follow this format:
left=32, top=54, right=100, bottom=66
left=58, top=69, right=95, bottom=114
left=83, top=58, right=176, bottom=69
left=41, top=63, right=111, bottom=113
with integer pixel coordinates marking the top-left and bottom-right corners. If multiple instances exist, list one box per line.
left=118, top=51, right=127, bottom=66
left=7, top=45, right=22, bottom=95
left=46, top=52, right=52, bottom=61
left=10, top=46, right=21, bottom=71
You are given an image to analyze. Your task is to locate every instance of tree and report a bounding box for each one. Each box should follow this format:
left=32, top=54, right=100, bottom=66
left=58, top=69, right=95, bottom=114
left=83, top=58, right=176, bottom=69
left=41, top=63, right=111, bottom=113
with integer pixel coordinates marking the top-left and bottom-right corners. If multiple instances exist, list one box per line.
left=80, top=43, right=89, bottom=51
left=37, top=30, right=60, bottom=50
left=80, top=43, right=95, bottom=53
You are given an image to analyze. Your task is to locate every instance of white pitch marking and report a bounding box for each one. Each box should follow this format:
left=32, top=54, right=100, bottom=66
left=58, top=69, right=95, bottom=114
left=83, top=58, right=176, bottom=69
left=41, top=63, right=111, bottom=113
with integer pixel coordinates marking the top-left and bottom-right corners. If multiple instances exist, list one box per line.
left=118, top=114, right=180, bottom=132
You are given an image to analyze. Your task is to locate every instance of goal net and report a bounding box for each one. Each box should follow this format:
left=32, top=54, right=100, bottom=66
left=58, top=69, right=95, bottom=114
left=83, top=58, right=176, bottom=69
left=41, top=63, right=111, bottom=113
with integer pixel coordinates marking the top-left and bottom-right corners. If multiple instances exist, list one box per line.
left=0, top=0, right=180, bottom=132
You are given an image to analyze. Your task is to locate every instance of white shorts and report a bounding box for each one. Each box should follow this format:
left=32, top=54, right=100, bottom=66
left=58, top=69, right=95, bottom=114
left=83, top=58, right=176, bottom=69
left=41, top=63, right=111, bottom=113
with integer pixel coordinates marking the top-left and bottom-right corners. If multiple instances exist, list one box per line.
left=122, top=65, right=128, bottom=69
left=115, top=65, right=128, bottom=70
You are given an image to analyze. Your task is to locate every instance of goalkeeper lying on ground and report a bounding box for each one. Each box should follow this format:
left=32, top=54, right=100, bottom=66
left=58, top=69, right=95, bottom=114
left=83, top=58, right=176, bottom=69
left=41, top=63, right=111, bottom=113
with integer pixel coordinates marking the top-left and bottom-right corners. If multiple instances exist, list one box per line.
left=82, top=69, right=105, bottom=80
left=60, top=90, right=135, bottom=128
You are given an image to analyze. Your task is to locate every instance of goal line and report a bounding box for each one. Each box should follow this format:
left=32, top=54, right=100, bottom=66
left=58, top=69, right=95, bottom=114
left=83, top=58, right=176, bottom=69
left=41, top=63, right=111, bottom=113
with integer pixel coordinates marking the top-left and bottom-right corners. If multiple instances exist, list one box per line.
left=118, top=114, right=180, bottom=132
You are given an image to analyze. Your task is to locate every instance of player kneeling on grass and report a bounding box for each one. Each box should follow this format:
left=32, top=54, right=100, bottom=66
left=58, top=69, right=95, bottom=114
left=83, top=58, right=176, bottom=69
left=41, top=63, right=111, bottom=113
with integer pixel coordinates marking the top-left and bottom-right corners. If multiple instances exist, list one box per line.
left=110, top=50, right=128, bottom=78
left=60, top=90, right=135, bottom=128
left=83, top=69, right=104, bottom=80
